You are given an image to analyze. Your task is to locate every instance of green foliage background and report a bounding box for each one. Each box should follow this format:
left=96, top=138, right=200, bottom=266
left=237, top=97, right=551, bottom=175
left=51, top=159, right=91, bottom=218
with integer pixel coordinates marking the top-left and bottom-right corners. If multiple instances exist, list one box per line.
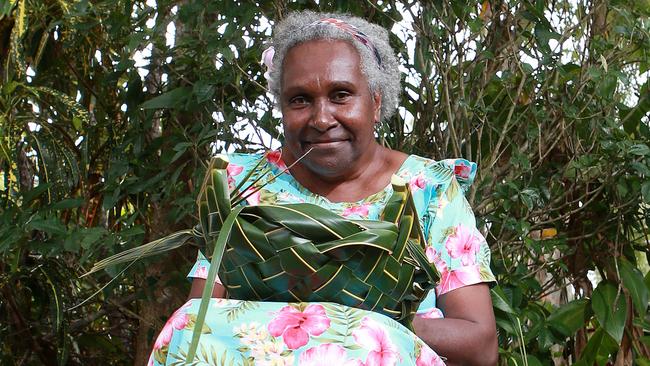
left=0, top=0, right=649, bottom=364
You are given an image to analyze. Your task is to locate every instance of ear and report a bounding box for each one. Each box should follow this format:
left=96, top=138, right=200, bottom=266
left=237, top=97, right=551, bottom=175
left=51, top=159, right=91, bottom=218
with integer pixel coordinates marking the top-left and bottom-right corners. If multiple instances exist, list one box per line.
left=373, top=91, right=382, bottom=123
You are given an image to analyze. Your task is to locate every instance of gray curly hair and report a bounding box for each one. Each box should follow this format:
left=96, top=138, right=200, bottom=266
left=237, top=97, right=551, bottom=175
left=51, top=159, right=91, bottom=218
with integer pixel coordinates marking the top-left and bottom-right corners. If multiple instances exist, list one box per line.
left=267, top=11, right=401, bottom=122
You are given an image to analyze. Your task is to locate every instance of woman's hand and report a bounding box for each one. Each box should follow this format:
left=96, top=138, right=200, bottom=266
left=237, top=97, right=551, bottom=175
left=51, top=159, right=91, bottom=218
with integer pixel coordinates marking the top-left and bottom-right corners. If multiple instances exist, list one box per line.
left=412, top=283, right=498, bottom=366
left=187, top=278, right=227, bottom=300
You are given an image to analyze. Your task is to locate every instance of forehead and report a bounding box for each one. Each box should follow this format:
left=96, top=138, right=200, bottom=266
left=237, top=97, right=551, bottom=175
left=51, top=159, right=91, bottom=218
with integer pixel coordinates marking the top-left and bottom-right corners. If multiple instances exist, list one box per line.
left=281, top=39, right=367, bottom=90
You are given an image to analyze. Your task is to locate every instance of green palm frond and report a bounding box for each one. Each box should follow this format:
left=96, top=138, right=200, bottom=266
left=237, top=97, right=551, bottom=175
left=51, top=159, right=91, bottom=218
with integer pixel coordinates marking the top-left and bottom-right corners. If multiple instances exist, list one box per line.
left=35, top=86, right=91, bottom=127
left=197, top=157, right=231, bottom=251
left=84, top=228, right=198, bottom=276
left=30, top=129, right=80, bottom=203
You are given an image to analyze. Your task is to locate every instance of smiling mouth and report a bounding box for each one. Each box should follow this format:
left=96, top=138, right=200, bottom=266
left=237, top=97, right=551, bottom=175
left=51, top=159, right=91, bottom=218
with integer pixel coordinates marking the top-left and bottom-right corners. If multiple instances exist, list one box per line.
left=303, top=140, right=348, bottom=148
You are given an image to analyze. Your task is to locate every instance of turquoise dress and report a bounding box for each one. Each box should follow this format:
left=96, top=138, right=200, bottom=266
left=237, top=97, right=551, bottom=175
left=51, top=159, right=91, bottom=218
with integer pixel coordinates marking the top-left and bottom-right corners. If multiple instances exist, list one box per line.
left=148, top=151, right=495, bottom=366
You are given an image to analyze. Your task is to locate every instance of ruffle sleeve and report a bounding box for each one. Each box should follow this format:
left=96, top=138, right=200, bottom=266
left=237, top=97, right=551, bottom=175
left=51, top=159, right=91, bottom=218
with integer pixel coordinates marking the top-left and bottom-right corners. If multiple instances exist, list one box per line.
left=416, top=158, right=496, bottom=316
left=187, top=250, right=222, bottom=284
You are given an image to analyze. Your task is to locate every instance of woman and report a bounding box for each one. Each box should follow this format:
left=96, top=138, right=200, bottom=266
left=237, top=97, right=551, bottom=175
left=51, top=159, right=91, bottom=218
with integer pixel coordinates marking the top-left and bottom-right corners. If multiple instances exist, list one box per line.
left=149, top=11, right=497, bottom=366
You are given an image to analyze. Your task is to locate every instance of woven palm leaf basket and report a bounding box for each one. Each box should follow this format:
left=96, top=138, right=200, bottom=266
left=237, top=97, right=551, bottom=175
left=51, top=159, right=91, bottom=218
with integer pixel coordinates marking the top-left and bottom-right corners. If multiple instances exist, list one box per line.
left=197, top=156, right=440, bottom=326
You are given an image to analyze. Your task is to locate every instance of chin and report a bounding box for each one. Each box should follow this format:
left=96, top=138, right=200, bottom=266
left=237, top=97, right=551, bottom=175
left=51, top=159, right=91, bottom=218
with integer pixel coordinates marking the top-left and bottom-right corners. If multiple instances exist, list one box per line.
left=302, top=156, right=352, bottom=178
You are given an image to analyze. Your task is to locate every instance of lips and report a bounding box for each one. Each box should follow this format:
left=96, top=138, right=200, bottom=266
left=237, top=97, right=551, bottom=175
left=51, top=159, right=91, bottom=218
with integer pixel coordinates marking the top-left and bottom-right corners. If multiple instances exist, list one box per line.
left=308, top=139, right=346, bottom=144
left=303, top=139, right=348, bottom=148
left=302, top=133, right=349, bottom=147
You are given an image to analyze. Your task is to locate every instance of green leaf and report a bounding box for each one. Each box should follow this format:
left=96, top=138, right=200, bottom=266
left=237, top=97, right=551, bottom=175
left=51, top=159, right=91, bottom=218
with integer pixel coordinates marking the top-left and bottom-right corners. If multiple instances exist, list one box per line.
left=248, top=203, right=361, bottom=241
left=631, top=162, right=650, bottom=176
left=634, top=357, right=650, bottom=366
left=576, top=327, right=618, bottom=365
left=171, top=142, right=192, bottom=163
left=519, top=189, right=539, bottom=210
left=641, top=182, right=650, bottom=203
left=616, top=180, right=629, bottom=197
left=591, top=281, right=628, bottom=344
left=2, top=80, right=20, bottom=95
left=22, top=183, right=52, bottom=204
left=26, top=217, right=66, bottom=236
left=193, top=80, right=215, bottom=103
left=599, top=74, right=617, bottom=98
left=619, top=258, right=649, bottom=314
left=637, top=358, right=650, bottom=366
left=642, top=336, right=650, bottom=346
left=50, top=198, right=84, bottom=210
left=526, top=355, right=543, bottom=366
left=547, top=298, right=591, bottom=336
left=534, top=24, right=560, bottom=48
left=0, top=1, right=15, bottom=17
left=187, top=206, right=245, bottom=363
left=536, top=326, right=555, bottom=351
left=80, top=228, right=107, bottom=250
left=118, top=226, right=145, bottom=238
left=629, top=143, right=650, bottom=156
left=491, top=286, right=517, bottom=314
left=72, top=116, right=82, bottom=131
left=140, top=87, right=191, bottom=109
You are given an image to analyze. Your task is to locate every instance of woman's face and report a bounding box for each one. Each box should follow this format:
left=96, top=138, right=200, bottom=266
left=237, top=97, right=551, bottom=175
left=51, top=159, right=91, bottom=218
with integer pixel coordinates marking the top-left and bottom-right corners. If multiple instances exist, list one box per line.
left=280, top=39, right=382, bottom=179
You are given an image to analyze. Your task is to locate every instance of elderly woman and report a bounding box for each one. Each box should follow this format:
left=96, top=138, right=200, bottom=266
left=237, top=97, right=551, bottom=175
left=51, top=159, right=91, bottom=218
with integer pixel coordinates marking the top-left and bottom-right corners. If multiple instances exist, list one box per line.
left=148, top=11, right=497, bottom=366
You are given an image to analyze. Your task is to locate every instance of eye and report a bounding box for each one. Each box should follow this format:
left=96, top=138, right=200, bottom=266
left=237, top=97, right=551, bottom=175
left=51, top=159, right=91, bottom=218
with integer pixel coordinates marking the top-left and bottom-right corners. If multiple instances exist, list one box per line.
left=331, top=91, right=351, bottom=103
left=289, top=95, right=309, bottom=106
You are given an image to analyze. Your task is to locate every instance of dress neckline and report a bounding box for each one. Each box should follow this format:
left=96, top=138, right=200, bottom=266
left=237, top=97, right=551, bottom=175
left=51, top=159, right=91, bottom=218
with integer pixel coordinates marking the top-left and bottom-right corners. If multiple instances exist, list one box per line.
left=276, top=154, right=415, bottom=205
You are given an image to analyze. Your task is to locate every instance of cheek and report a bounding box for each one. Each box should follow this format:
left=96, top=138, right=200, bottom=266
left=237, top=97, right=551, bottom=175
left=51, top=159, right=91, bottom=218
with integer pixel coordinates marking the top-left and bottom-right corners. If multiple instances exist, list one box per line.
left=281, top=118, right=303, bottom=143
left=341, top=110, right=375, bottom=136
left=282, top=108, right=312, bottom=131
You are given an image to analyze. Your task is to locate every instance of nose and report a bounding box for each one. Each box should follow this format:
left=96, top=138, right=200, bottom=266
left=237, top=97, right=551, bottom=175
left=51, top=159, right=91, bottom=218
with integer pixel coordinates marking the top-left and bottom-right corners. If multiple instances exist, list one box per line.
left=309, top=99, right=337, bottom=131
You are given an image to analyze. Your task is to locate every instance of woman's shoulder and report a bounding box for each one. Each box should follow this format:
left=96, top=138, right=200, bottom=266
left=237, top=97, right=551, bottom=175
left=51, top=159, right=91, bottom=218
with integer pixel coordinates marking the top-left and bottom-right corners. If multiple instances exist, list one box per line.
left=401, top=154, right=478, bottom=192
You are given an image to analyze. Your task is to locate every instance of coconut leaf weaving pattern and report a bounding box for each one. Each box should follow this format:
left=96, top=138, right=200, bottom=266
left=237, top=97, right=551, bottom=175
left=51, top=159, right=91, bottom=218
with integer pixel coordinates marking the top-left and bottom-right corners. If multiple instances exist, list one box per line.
left=198, top=156, right=440, bottom=326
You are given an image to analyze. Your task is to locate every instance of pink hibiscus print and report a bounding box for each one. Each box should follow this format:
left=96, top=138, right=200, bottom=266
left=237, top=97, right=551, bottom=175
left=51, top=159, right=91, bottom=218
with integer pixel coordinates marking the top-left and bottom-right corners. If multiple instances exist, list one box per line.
left=266, top=150, right=287, bottom=170
left=454, top=162, right=471, bottom=180
left=194, top=264, right=208, bottom=279
left=268, top=304, right=331, bottom=350
left=416, top=345, right=445, bottom=366
left=152, top=301, right=192, bottom=350
left=409, top=174, right=427, bottom=191
left=417, top=307, right=444, bottom=319
left=445, top=224, right=481, bottom=266
left=192, top=265, right=223, bottom=284
left=226, top=163, right=244, bottom=189
left=342, top=204, right=370, bottom=218
left=299, top=344, right=363, bottom=366
left=437, top=265, right=481, bottom=295
left=425, top=247, right=448, bottom=275
left=244, top=187, right=261, bottom=205
left=352, top=317, right=400, bottom=366
left=227, top=163, right=243, bottom=177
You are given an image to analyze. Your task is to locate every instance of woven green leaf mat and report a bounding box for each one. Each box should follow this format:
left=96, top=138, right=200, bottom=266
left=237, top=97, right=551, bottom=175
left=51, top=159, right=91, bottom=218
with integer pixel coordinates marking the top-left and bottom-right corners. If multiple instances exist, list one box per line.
left=197, top=156, right=440, bottom=324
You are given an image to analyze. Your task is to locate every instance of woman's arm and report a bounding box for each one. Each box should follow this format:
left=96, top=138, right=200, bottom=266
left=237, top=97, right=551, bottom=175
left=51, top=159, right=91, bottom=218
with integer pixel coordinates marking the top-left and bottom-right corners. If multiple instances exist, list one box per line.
left=412, top=283, right=498, bottom=366
left=187, top=278, right=227, bottom=300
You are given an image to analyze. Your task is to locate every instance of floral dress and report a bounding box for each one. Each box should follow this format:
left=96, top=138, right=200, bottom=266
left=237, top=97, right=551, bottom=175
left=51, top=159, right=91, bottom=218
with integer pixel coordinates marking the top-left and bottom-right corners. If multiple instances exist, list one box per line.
left=148, top=151, right=496, bottom=366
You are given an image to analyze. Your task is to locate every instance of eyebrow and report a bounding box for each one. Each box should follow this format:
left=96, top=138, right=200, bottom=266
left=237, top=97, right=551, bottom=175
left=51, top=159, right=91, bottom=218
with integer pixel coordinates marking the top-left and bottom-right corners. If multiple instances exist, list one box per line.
left=282, top=80, right=359, bottom=96
left=328, top=80, right=357, bottom=90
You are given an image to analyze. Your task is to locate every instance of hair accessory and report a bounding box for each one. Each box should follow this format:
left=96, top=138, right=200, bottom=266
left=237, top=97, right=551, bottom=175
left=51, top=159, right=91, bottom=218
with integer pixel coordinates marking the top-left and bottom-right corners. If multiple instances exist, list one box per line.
left=261, top=46, right=275, bottom=90
left=311, top=18, right=382, bottom=66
